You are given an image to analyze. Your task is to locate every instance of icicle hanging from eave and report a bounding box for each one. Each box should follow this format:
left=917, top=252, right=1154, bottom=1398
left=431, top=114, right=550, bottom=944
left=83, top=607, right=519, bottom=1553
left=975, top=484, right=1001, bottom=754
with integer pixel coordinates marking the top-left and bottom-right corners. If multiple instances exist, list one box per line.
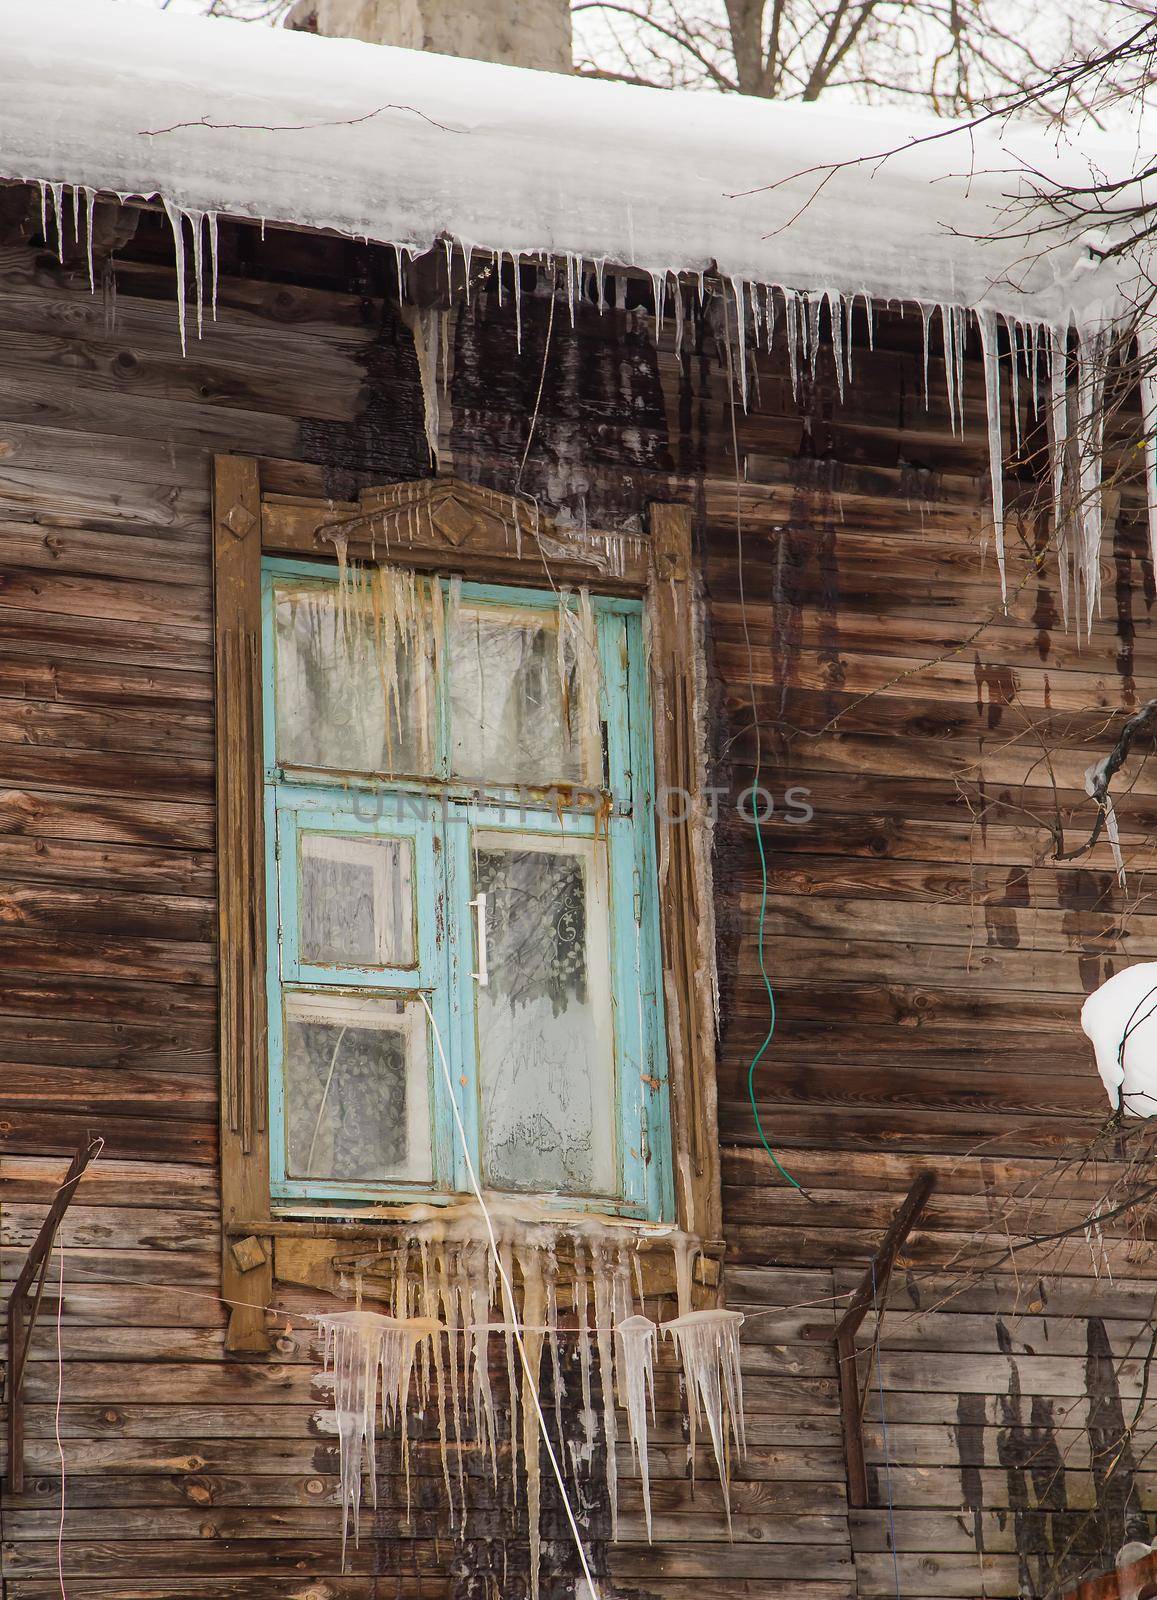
left=25, top=181, right=1151, bottom=639
left=1137, top=314, right=1157, bottom=576
left=1048, top=327, right=1073, bottom=631
left=978, top=308, right=1007, bottom=604
left=1076, top=323, right=1111, bottom=638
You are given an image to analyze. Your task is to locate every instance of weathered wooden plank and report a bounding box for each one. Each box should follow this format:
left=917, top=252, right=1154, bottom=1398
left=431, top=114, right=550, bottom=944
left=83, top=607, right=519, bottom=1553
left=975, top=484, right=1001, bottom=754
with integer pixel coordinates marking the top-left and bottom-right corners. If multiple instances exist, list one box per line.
left=3, top=1204, right=217, bottom=1252
left=0, top=1112, right=217, bottom=1164
left=0, top=787, right=212, bottom=851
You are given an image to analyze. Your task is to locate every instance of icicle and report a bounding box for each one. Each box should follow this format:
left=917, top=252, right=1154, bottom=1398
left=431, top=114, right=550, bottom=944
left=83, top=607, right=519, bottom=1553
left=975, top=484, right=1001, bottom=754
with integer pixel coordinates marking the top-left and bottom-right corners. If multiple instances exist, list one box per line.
left=616, top=1315, right=657, bottom=1541
left=518, top=1245, right=547, bottom=1600
left=729, top=277, right=748, bottom=410
left=1049, top=327, right=1072, bottom=629
left=978, top=309, right=1007, bottom=603
left=940, top=304, right=956, bottom=435
left=207, top=213, right=219, bottom=322
left=920, top=304, right=932, bottom=411
left=673, top=279, right=685, bottom=358
left=663, top=1309, right=746, bottom=1529
left=49, top=182, right=65, bottom=262
left=514, top=258, right=523, bottom=354
left=498, top=1237, right=520, bottom=1482
left=189, top=211, right=205, bottom=341
left=591, top=1243, right=620, bottom=1538
left=828, top=291, right=845, bottom=404
left=1004, top=315, right=1022, bottom=455
left=401, top=304, right=442, bottom=465
left=842, top=292, right=855, bottom=386
left=784, top=290, right=800, bottom=398
left=574, top=1245, right=596, bottom=1457
left=1076, top=324, right=1110, bottom=636
left=672, top=1234, right=696, bottom=1317
left=1138, top=316, right=1157, bottom=579
left=807, top=295, right=822, bottom=380
left=162, top=199, right=188, bottom=356
left=1028, top=321, right=1041, bottom=418
left=545, top=1260, right=566, bottom=1472
left=435, top=1244, right=468, bottom=1511
left=77, top=187, right=96, bottom=294
left=315, top=1309, right=436, bottom=1566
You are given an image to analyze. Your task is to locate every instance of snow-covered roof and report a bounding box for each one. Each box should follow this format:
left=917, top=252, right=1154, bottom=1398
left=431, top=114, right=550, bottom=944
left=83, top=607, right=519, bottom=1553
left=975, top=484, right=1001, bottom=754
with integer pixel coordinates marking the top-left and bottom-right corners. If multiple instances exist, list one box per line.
left=0, top=0, right=1140, bottom=333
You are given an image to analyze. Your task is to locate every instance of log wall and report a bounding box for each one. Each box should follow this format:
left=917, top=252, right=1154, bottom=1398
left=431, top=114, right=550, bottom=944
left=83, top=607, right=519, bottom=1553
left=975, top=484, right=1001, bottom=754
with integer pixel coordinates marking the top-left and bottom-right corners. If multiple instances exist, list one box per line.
left=1, top=195, right=1154, bottom=1600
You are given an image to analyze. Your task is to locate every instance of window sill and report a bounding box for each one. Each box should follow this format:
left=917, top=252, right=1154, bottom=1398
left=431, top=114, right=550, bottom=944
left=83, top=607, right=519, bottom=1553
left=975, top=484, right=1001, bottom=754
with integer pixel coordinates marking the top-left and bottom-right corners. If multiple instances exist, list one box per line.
left=232, top=1192, right=692, bottom=1240
left=227, top=1200, right=725, bottom=1303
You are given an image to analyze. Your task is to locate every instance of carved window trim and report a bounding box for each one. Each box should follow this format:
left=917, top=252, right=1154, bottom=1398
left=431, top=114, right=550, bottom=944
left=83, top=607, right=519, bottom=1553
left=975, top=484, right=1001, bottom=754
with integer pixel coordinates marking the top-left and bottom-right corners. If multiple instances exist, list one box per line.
left=213, top=457, right=721, bottom=1349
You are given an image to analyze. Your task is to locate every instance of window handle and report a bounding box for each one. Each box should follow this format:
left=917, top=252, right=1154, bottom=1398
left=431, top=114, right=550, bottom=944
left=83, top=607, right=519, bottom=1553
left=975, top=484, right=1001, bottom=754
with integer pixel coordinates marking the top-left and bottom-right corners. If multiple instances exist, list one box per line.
left=469, top=892, right=489, bottom=987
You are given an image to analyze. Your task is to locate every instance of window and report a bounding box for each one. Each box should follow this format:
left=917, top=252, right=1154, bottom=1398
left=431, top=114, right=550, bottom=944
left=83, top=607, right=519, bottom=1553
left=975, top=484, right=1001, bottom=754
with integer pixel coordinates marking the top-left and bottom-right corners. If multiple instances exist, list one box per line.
left=261, top=559, right=672, bottom=1221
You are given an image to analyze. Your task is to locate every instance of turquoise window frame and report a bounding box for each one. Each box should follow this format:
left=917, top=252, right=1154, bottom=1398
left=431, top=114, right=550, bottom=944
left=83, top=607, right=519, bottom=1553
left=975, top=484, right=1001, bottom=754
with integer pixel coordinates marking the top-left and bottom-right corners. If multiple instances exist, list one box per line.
left=261, top=557, right=673, bottom=1221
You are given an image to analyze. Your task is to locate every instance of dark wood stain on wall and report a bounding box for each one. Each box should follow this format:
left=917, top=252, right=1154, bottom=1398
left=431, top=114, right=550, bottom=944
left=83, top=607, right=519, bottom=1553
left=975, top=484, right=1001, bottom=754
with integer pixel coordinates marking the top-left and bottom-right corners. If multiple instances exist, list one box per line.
left=1, top=190, right=1157, bottom=1599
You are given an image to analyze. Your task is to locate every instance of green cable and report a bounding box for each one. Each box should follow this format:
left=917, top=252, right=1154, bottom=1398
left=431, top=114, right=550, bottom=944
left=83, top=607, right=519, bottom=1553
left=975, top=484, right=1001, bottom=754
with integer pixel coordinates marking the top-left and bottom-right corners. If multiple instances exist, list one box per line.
left=745, top=792, right=811, bottom=1198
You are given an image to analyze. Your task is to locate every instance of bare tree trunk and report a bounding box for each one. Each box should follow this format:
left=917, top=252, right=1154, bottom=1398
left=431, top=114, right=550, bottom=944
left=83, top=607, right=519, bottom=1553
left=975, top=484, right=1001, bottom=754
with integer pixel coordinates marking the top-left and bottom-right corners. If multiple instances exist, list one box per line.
left=287, top=0, right=573, bottom=71
left=723, top=0, right=767, bottom=94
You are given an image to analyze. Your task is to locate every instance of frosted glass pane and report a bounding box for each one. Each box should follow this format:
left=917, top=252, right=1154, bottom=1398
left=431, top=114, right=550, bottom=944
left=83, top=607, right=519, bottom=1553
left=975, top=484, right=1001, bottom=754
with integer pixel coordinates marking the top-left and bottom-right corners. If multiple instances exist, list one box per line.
left=284, top=992, right=431, bottom=1183
left=274, top=583, right=433, bottom=776
left=299, top=832, right=415, bottom=969
left=474, top=836, right=616, bottom=1195
left=449, top=606, right=596, bottom=786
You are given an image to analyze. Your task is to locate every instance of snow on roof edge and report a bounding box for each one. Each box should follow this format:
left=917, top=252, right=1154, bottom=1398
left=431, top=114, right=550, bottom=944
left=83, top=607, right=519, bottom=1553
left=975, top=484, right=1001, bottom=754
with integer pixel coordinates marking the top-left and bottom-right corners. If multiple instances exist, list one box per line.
left=0, top=0, right=1141, bottom=333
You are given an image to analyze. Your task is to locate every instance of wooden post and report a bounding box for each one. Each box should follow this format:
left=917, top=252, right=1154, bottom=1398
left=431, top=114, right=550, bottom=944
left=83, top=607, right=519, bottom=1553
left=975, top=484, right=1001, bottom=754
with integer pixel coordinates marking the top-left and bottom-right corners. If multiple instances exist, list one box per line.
left=6, top=1135, right=102, bottom=1493
left=213, top=454, right=273, bottom=1354
left=834, top=1170, right=936, bottom=1509
left=648, top=500, right=723, bottom=1247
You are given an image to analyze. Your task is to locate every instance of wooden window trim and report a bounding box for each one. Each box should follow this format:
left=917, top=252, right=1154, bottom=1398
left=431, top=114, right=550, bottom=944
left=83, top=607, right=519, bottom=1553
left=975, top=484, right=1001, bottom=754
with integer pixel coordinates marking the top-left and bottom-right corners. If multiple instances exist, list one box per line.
left=213, top=457, right=722, bottom=1351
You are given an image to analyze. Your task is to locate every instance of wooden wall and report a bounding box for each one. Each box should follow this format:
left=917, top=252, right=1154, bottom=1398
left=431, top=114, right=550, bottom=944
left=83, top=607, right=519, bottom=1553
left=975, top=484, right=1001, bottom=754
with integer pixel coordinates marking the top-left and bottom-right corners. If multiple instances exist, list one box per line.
left=0, top=191, right=1154, bottom=1600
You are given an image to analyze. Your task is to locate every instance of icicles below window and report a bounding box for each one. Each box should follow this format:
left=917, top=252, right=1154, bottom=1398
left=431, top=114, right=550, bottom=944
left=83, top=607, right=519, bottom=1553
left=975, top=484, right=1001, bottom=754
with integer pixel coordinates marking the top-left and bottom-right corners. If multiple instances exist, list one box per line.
left=311, top=1222, right=742, bottom=1589
left=314, top=1309, right=439, bottom=1562
left=615, top=1314, right=657, bottom=1541
left=664, top=1309, right=746, bottom=1528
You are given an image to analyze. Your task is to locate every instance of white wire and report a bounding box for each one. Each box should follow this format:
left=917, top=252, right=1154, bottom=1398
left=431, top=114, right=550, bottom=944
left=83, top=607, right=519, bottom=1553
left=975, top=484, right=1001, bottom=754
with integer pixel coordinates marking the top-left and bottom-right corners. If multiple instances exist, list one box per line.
left=55, top=1237, right=68, bottom=1600
left=419, top=993, right=602, bottom=1600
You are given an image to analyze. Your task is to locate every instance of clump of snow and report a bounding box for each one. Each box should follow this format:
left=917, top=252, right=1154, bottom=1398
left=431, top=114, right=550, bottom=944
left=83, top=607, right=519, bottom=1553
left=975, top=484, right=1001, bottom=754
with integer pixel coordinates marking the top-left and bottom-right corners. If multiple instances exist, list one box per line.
left=1081, top=962, right=1157, bottom=1116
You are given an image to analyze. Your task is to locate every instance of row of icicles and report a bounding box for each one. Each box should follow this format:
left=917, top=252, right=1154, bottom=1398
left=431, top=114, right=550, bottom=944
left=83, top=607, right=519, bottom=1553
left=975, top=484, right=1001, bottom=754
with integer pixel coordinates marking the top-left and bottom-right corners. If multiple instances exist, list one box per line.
left=311, top=1232, right=744, bottom=1598
left=32, top=179, right=1147, bottom=647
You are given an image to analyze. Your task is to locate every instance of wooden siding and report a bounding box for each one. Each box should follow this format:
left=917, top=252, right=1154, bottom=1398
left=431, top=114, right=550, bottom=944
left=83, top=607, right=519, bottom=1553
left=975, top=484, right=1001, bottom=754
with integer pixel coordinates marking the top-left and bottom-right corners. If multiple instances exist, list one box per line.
left=0, top=199, right=1153, bottom=1600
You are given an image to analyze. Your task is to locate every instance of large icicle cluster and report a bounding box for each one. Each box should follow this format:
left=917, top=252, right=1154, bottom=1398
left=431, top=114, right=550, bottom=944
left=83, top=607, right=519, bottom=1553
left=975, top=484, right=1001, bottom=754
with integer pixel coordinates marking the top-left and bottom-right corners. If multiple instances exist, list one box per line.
left=27, top=166, right=1141, bottom=634
left=311, top=1222, right=744, bottom=1593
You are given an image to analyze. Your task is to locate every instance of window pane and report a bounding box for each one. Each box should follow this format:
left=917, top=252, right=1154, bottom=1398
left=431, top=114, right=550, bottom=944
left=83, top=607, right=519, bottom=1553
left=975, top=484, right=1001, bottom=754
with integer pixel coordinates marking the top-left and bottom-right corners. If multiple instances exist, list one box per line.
left=274, top=582, right=434, bottom=777
left=283, top=992, right=432, bottom=1183
left=449, top=605, right=598, bottom=786
left=299, top=832, right=415, bottom=969
left=473, top=836, right=616, bottom=1195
